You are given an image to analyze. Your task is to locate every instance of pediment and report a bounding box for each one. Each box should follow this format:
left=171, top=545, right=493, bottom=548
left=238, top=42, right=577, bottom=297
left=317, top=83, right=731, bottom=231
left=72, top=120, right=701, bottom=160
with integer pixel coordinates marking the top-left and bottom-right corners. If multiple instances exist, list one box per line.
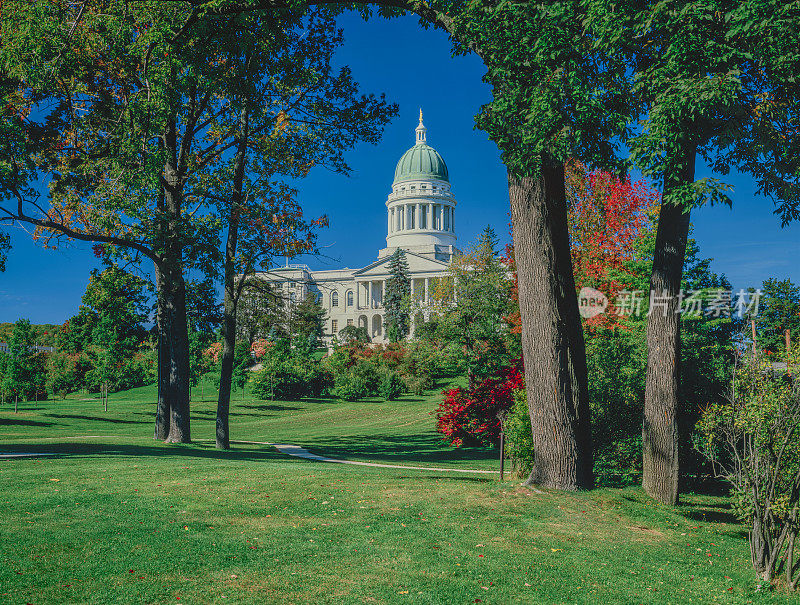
left=354, top=251, right=450, bottom=277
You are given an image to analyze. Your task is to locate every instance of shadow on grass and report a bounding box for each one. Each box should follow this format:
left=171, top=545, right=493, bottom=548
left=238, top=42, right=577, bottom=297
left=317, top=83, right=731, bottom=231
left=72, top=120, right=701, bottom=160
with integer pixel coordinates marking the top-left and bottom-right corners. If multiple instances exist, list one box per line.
left=0, top=441, right=284, bottom=462
left=43, top=413, right=148, bottom=425
left=682, top=508, right=740, bottom=525
left=0, top=417, right=55, bottom=427
left=296, top=433, right=497, bottom=466
left=237, top=403, right=304, bottom=413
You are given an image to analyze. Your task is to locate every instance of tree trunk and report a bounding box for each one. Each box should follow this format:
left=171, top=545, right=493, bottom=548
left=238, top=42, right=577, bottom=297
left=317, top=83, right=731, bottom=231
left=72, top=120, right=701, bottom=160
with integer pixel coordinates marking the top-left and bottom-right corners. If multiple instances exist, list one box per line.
left=642, top=143, right=696, bottom=505
left=216, top=102, right=249, bottom=450
left=508, top=164, right=593, bottom=490
left=216, top=222, right=239, bottom=450
left=154, top=265, right=171, bottom=440
left=162, top=264, right=192, bottom=444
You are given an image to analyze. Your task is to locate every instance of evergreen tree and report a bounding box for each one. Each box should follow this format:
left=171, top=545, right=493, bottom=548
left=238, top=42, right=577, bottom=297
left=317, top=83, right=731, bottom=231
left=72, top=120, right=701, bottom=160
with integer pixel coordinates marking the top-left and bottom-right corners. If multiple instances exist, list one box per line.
left=384, top=249, right=411, bottom=343
left=440, top=226, right=511, bottom=387
left=290, top=292, right=327, bottom=348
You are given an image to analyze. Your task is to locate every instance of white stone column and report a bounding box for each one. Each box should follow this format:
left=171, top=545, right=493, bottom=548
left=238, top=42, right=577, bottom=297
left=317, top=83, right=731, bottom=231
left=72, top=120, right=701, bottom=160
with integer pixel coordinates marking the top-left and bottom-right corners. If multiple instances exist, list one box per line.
left=368, top=280, right=373, bottom=309
left=439, top=205, right=444, bottom=231
left=424, top=277, right=429, bottom=303
left=388, top=208, right=392, bottom=234
left=416, top=203, right=421, bottom=230
left=410, top=277, right=415, bottom=303
left=429, top=203, right=435, bottom=230
left=451, top=207, right=455, bottom=232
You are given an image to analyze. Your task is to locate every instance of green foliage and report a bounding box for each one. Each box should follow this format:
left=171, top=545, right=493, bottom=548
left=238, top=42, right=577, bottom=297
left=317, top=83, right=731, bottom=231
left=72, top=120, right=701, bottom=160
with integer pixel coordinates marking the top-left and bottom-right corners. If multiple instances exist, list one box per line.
left=384, top=249, right=410, bottom=342
left=251, top=336, right=330, bottom=400
left=52, top=265, right=153, bottom=394
left=290, top=292, right=327, bottom=347
left=337, top=324, right=371, bottom=346
left=236, top=282, right=285, bottom=344
left=0, top=230, right=9, bottom=272
left=437, top=226, right=512, bottom=384
left=0, top=318, right=47, bottom=401
left=504, top=389, right=534, bottom=479
left=585, top=326, right=648, bottom=486
left=444, top=1, right=631, bottom=178
left=697, top=353, right=800, bottom=587
left=45, top=352, right=88, bottom=399
left=378, top=370, right=405, bottom=401
left=755, top=278, right=800, bottom=355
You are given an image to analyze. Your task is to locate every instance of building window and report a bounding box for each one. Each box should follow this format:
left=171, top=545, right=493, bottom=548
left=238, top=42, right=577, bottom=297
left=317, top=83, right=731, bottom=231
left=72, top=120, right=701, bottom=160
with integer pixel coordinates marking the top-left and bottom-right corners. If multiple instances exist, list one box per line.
left=346, top=290, right=354, bottom=307
left=331, top=319, right=338, bottom=334
left=347, top=319, right=353, bottom=327
left=289, top=292, right=296, bottom=302
left=421, top=205, right=427, bottom=229
left=331, top=291, right=339, bottom=307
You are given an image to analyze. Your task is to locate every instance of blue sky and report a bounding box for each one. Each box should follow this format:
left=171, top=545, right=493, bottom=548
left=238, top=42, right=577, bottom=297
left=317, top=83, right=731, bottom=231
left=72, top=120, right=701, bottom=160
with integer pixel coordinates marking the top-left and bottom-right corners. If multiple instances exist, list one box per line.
left=2, top=13, right=799, bottom=325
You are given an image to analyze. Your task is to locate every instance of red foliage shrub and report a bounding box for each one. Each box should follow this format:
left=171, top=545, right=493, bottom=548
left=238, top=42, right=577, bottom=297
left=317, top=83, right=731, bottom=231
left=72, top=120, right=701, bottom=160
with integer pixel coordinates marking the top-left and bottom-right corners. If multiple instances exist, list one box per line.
left=435, top=358, right=524, bottom=447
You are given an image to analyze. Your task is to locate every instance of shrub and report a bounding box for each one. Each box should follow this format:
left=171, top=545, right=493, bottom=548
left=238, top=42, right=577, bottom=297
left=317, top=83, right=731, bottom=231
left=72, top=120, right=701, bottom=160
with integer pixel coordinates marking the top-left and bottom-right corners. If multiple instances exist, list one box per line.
left=251, top=360, right=305, bottom=400
left=435, top=359, right=523, bottom=447
left=433, top=341, right=466, bottom=377
left=333, top=371, right=371, bottom=401
left=403, top=375, right=429, bottom=397
left=46, top=351, right=83, bottom=398
left=379, top=371, right=405, bottom=400
left=332, top=358, right=380, bottom=401
left=697, top=354, right=800, bottom=589
left=504, top=389, right=533, bottom=478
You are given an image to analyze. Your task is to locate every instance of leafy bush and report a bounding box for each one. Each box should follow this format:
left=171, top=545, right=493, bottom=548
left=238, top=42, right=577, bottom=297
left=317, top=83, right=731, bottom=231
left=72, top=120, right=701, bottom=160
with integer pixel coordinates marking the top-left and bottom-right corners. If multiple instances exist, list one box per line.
left=504, top=389, right=533, bottom=478
left=403, top=375, right=429, bottom=396
left=46, top=352, right=84, bottom=398
left=697, top=354, right=800, bottom=589
left=379, top=371, right=405, bottom=400
left=333, top=371, right=371, bottom=402
left=435, top=359, right=523, bottom=447
left=251, top=361, right=306, bottom=400
left=432, top=341, right=465, bottom=377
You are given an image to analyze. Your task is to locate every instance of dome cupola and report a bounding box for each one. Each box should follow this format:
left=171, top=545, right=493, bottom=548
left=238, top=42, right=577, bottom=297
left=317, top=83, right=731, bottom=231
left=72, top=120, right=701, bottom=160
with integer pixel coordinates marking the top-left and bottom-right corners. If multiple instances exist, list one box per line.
left=392, top=110, right=449, bottom=184
left=379, top=110, right=458, bottom=263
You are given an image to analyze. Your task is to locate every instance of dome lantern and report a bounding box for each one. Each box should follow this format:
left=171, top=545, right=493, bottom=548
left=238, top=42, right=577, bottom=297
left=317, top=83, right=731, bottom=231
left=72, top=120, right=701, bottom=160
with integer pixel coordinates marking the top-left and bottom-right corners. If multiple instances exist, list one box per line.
left=415, top=108, right=427, bottom=144
left=393, top=110, right=449, bottom=185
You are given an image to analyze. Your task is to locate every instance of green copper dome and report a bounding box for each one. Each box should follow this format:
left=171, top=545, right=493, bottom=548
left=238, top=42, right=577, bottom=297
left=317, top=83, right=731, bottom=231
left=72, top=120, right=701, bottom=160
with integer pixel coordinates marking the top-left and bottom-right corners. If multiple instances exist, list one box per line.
left=393, top=142, right=449, bottom=184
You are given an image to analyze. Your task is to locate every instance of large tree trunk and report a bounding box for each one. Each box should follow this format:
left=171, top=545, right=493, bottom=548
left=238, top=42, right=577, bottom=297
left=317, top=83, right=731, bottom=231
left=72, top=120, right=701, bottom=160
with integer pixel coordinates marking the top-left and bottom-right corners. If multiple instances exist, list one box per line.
left=162, top=264, right=191, bottom=444
left=154, top=265, right=170, bottom=440
left=508, top=164, right=593, bottom=490
left=216, top=104, right=249, bottom=450
left=160, top=133, right=192, bottom=444
left=642, top=144, right=696, bottom=505
left=216, top=217, right=239, bottom=450
left=216, top=248, right=236, bottom=450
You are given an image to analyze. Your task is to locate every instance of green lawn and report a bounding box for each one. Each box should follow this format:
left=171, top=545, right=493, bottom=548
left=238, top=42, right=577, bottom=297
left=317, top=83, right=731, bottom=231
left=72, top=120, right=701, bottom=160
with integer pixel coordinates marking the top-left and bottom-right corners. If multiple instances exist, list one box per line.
left=0, top=382, right=794, bottom=603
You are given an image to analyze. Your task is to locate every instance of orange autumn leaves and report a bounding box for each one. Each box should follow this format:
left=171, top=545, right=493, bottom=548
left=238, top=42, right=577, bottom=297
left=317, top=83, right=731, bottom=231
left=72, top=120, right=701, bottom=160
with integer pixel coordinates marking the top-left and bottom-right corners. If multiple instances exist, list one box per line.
left=567, top=160, right=659, bottom=329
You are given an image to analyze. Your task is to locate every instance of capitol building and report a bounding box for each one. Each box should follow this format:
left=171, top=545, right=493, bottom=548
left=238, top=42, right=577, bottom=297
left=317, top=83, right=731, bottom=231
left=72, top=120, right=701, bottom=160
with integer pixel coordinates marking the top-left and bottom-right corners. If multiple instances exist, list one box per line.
left=256, top=112, right=461, bottom=345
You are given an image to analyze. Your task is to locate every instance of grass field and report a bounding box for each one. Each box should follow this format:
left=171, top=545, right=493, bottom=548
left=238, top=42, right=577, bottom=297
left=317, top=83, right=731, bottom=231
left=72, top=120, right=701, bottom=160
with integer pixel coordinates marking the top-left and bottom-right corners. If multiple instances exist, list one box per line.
left=0, top=380, right=796, bottom=604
